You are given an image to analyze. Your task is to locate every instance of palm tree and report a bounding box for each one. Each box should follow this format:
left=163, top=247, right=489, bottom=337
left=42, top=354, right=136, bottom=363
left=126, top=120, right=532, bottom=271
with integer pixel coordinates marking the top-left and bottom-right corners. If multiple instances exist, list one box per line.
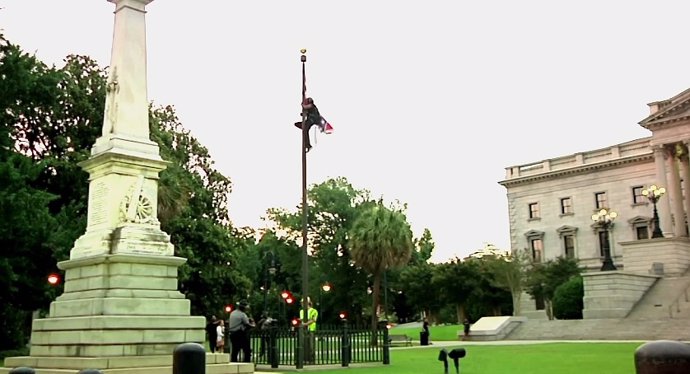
left=349, top=203, right=413, bottom=343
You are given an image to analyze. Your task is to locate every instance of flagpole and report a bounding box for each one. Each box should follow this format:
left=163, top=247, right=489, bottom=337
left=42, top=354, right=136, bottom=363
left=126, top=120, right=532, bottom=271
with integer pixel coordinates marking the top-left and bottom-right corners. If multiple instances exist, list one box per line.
left=298, top=48, right=309, bottom=370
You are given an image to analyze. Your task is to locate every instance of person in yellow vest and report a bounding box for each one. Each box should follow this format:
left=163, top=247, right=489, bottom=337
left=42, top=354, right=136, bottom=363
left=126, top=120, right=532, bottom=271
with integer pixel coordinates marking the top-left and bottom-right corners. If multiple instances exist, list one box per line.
left=299, top=297, right=319, bottom=363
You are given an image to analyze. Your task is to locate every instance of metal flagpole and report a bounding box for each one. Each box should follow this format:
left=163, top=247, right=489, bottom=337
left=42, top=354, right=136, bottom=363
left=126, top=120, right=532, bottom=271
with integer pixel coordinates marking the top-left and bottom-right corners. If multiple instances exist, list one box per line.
left=298, top=48, right=309, bottom=369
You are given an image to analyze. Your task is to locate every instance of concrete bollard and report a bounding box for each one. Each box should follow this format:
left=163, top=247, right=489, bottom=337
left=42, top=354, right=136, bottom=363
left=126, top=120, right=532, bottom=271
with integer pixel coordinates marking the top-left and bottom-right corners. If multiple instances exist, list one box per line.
left=173, top=343, right=206, bottom=374
left=9, top=368, right=35, bottom=374
left=635, top=340, right=690, bottom=374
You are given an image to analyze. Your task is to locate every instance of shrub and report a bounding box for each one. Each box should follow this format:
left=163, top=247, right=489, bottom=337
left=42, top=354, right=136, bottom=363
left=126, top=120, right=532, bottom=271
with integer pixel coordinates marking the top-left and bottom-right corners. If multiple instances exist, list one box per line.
left=552, top=276, right=583, bottom=320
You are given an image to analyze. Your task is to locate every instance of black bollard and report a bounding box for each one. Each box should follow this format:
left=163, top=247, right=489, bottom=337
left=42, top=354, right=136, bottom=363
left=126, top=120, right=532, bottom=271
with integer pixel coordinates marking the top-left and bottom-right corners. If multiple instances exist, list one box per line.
left=340, top=319, right=350, bottom=367
left=173, top=342, right=206, bottom=374
left=78, top=369, right=103, bottom=374
left=9, top=368, right=35, bottom=374
left=438, top=349, right=448, bottom=374
left=448, top=348, right=466, bottom=374
left=635, top=340, right=690, bottom=374
left=380, top=320, right=390, bottom=365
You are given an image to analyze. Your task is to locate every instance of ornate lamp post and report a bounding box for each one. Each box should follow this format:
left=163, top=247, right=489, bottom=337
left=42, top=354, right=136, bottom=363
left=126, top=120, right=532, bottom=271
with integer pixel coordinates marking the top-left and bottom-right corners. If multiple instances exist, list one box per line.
left=591, top=208, right=618, bottom=271
left=319, top=283, right=331, bottom=322
left=262, top=251, right=277, bottom=314
left=642, top=185, right=666, bottom=238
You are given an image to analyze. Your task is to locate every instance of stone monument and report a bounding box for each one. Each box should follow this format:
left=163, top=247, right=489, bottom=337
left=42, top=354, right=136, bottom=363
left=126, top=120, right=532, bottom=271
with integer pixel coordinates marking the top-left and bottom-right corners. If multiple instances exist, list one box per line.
left=0, top=1, right=252, bottom=373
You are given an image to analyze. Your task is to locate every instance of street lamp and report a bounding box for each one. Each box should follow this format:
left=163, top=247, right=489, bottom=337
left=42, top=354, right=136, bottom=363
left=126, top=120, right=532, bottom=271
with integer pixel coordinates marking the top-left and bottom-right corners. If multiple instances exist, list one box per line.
left=320, top=283, right=331, bottom=322
left=591, top=208, right=618, bottom=271
left=642, top=185, right=666, bottom=238
left=263, top=251, right=277, bottom=314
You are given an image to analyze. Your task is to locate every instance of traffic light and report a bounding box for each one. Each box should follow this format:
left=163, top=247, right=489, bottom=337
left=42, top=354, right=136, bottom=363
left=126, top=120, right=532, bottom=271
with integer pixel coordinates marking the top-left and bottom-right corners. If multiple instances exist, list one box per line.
left=47, top=273, right=61, bottom=286
left=225, top=305, right=233, bottom=313
left=339, top=311, right=347, bottom=320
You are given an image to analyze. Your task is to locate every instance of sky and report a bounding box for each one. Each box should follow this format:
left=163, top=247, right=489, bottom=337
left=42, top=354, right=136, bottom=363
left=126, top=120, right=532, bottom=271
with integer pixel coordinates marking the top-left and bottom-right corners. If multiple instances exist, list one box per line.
left=2, top=1, right=689, bottom=263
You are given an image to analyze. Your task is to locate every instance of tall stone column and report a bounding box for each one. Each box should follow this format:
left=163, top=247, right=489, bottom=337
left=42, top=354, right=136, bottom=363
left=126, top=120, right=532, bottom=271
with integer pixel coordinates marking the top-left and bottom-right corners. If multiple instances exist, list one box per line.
left=1, top=1, right=252, bottom=373
left=654, top=145, right=674, bottom=236
left=680, top=144, right=690, bottom=236
left=666, top=145, right=686, bottom=237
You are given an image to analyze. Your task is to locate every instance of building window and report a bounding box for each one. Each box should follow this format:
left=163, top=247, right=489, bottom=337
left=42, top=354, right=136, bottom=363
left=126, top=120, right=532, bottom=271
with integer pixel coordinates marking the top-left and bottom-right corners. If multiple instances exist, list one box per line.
left=595, top=192, right=607, bottom=209
left=563, top=235, right=575, bottom=258
left=629, top=216, right=651, bottom=240
left=632, top=186, right=645, bottom=204
left=530, top=238, right=543, bottom=262
left=528, top=203, right=540, bottom=219
left=560, top=197, right=573, bottom=215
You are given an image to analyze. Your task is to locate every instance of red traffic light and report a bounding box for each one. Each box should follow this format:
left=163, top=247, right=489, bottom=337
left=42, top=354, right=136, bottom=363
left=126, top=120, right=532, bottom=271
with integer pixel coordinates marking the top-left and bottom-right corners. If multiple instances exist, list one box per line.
left=224, top=305, right=233, bottom=313
left=291, top=318, right=300, bottom=326
left=47, top=273, right=61, bottom=286
left=281, top=291, right=290, bottom=299
left=339, top=311, right=347, bottom=319
left=286, top=297, right=294, bottom=304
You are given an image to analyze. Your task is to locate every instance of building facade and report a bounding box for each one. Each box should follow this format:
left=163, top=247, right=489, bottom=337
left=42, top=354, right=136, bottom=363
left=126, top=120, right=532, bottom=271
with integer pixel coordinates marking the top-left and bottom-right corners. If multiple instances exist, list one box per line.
left=499, top=88, right=690, bottom=272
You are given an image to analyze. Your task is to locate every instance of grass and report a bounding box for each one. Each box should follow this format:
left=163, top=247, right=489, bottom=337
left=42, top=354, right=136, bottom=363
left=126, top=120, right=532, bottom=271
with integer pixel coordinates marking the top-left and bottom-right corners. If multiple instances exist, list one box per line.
left=303, top=342, right=641, bottom=374
left=389, top=324, right=462, bottom=341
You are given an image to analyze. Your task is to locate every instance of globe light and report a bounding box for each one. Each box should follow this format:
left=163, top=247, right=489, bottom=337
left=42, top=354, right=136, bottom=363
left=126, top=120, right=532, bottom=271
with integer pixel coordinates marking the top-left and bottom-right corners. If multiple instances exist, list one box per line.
left=47, top=273, right=60, bottom=286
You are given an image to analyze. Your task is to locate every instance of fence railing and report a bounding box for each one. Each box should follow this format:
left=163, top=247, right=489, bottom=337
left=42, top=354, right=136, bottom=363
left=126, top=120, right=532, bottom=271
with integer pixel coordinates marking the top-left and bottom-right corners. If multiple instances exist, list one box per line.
left=248, top=321, right=390, bottom=368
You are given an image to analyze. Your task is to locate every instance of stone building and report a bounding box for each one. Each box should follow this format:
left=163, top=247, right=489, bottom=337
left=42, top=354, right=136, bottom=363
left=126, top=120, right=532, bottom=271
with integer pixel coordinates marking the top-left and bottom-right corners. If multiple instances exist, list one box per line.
left=499, top=87, right=690, bottom=318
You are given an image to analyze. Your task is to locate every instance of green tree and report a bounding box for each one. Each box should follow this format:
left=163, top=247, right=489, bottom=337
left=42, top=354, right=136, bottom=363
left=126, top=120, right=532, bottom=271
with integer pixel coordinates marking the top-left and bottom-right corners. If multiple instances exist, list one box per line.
left=525, top=256, right=581, bottom=320
left=349, top=202, right=413, bottom=336
left=482, top=250, right=530, bottom=316
left=432, top=259, right=481, bottom=323
left=552, top=275, right=584, bottom=320
left=149, top=105, right=253, bottom=317
left=398, top=262, right=441, bottom=322
left=410, top=228, right=434, bottom=265
left=267, top=177, right=373, bottom=326
left=0, top=35, right=67, bottom=349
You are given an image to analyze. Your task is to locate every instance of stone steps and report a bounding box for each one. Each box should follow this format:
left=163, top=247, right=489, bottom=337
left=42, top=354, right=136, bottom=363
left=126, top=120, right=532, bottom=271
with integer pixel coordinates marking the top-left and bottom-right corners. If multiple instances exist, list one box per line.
left=506, top=318, right=690, bottom=341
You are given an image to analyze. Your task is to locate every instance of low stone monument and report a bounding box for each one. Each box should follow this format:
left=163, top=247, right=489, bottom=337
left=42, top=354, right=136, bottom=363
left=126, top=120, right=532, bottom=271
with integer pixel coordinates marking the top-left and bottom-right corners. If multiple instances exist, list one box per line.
left=0, top=1, right=251, bottom=373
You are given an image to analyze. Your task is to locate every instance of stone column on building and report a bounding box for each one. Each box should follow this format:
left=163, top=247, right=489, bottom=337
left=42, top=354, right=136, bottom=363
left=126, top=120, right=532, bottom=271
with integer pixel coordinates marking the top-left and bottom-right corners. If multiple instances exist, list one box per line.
left=682, top=141, right=690, bottom=235
left=653, top=145, right=674, bottom=236
left=666, top=144, right=686, bottom=237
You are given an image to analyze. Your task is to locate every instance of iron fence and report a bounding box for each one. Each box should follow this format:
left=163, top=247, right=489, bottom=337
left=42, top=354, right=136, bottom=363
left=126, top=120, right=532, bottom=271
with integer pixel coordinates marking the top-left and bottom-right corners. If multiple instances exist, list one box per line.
left=248, top=322, right=390, bottom=368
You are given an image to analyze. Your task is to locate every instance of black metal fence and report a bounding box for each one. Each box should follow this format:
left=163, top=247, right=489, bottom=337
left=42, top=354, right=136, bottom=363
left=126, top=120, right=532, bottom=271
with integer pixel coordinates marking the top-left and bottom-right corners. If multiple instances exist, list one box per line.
left=248, top=321, right=390, bottom=368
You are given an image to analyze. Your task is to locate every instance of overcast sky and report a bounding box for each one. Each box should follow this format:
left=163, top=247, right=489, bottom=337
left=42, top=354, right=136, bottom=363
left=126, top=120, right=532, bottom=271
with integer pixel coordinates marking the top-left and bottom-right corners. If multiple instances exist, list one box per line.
left=2, top=1, right=689, bottom=262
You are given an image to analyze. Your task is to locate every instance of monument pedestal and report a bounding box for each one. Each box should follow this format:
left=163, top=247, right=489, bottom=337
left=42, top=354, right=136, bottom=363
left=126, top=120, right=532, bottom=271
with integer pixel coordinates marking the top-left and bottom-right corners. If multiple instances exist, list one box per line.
left=0, top=254, right=253, bottom=374
left=1, top=354, right=253, bottom=374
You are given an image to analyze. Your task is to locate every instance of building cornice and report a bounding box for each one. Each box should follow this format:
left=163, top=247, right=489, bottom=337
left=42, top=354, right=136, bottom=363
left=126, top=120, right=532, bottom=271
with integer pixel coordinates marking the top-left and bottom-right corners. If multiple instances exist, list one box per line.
left=639, top=89, right=690, bottom=129
left=498, top=153, right=653, bottom=187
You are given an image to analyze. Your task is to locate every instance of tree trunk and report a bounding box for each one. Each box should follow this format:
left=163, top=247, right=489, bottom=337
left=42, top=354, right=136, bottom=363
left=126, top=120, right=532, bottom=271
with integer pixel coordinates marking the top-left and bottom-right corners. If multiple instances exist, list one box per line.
left=545, top=299, right=554, bottom=320
left=511, top=289, right=522, bottom=316
left=455, top=304, right=466, bottom=324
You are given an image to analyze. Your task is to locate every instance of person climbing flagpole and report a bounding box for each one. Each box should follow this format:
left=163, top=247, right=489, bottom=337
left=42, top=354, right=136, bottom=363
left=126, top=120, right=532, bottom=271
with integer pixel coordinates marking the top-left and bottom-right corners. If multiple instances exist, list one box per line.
left=298, top=48, right=309, bottom=370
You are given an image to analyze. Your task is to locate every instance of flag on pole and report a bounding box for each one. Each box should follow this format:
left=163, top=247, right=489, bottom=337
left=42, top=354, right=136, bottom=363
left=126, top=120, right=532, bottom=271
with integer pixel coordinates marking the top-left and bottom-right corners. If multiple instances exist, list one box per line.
left=319, top=117, right=334, bottom=134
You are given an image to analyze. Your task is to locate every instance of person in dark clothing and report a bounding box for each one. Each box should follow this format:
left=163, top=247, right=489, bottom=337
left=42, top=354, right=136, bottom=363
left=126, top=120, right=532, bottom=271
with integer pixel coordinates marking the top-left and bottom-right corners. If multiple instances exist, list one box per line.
left=294, top=97, right=323, bottom=152
left=227, top=301, right=255, bottom=362
left=205, top=315, right=218, bottom=353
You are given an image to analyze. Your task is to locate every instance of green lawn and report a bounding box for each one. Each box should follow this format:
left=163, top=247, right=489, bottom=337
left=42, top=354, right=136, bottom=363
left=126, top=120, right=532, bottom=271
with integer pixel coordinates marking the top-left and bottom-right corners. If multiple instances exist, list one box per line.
left=389, top=324, right=463, bottom=342
left=302, top=342, right=641, bottom=374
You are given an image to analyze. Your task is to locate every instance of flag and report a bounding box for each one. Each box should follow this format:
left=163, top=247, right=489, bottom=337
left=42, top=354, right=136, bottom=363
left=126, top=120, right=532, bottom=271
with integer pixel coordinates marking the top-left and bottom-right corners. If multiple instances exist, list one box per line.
left=319, top=117, right=334, bottom=134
